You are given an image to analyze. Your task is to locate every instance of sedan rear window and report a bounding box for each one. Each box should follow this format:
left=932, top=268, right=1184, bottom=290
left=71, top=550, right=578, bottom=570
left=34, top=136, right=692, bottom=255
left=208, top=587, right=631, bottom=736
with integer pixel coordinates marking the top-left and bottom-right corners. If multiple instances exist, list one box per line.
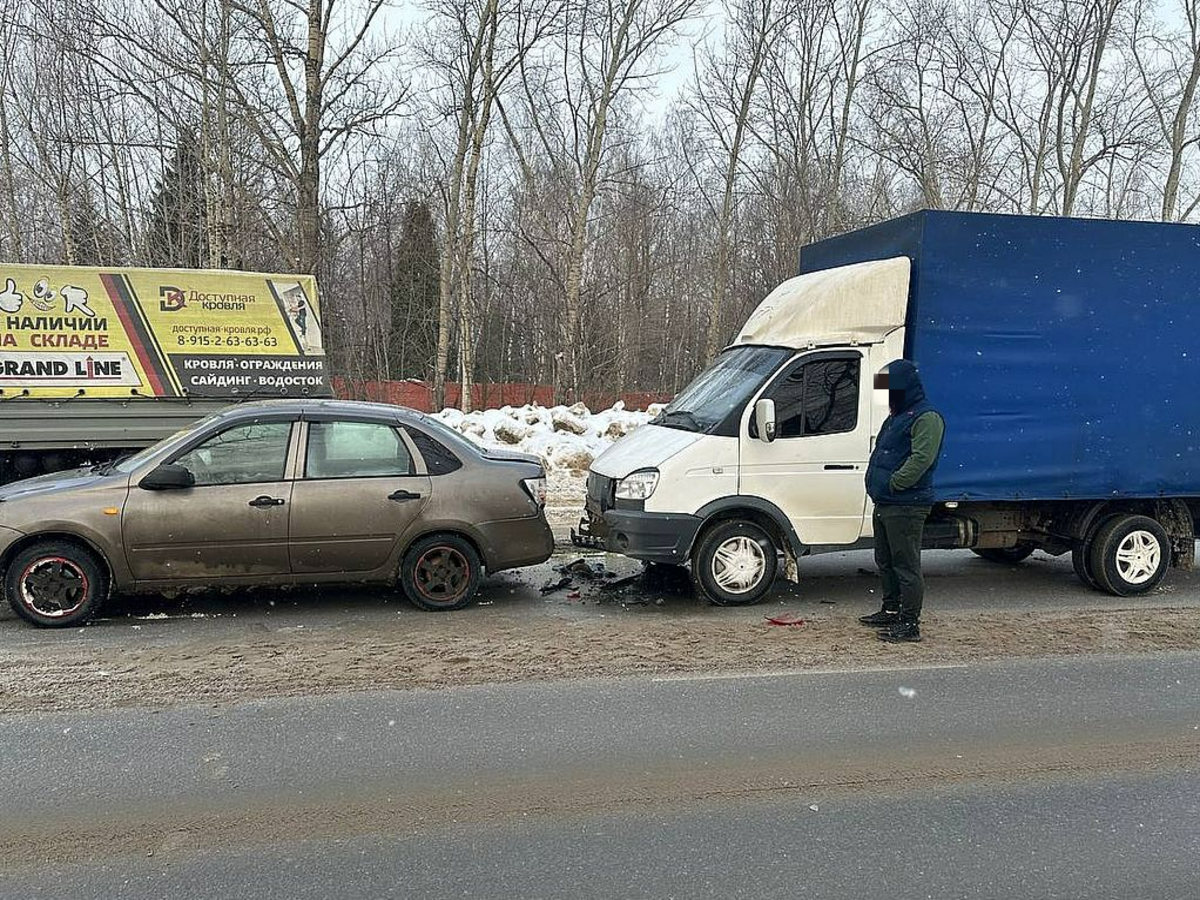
left=305, top=421, right=413, bottom=479
left=405, top=428, right=462, bottom=475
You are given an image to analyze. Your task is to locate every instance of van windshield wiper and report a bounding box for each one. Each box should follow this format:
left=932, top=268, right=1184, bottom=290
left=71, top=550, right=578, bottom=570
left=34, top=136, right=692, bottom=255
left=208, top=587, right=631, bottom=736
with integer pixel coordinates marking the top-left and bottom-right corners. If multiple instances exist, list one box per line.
left=654, top=409, right=702, bottom=432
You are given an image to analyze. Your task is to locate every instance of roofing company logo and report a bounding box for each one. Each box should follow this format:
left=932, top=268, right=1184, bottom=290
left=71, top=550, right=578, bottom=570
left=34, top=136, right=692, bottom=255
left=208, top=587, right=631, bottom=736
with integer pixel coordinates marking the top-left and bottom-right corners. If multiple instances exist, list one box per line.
left=158, top=286, right=187, bottom=312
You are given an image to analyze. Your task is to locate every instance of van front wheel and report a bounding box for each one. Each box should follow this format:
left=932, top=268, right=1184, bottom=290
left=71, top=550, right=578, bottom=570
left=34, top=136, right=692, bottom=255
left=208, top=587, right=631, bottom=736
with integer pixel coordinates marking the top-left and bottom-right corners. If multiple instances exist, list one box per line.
left=692, top=520, right=778, bottom=606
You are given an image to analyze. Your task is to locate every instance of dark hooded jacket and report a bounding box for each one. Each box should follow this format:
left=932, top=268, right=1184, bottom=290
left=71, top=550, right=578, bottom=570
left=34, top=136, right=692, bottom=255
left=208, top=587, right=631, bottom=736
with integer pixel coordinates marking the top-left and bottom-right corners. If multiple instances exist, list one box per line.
left=865, top=359, right=944, bottom=506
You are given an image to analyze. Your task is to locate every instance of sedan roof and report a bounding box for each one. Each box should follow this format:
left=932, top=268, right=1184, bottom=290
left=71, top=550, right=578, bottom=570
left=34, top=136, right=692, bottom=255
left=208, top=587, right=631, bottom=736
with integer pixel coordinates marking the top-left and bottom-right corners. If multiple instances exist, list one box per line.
left=213, top=398, right=426, bottom=424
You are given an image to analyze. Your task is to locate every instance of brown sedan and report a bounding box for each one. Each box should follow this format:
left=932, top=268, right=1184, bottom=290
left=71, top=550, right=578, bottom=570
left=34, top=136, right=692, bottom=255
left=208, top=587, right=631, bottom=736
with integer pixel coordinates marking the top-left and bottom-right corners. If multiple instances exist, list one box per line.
left=0, top=399, right=553, bottom=627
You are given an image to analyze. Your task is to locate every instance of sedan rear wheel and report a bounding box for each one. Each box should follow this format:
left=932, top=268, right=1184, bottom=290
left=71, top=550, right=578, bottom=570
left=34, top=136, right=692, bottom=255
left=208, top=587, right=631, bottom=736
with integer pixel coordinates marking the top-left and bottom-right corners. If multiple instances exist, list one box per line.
left=401, top=534, right=483, bottom=611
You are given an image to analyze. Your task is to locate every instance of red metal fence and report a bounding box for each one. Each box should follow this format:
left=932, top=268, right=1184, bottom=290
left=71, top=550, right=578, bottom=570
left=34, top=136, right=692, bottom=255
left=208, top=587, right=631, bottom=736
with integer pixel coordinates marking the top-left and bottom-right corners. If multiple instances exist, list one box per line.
left=332, top=378, right=671, bottom=413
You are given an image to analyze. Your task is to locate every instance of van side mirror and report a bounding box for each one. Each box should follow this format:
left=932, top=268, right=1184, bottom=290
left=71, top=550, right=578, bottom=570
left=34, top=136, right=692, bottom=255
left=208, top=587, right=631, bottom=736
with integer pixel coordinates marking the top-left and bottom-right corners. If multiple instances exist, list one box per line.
left=140, top=463, right=195, bottom=491
left=754, top=399, right=776, bottom=443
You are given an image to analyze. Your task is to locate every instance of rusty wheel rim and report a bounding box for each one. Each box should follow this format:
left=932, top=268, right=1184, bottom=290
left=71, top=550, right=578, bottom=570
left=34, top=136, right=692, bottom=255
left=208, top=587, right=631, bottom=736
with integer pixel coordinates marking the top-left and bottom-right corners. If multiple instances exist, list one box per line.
left=19, top=556, right=89, bottom=618
left=414, top=547, right=470, bottom=604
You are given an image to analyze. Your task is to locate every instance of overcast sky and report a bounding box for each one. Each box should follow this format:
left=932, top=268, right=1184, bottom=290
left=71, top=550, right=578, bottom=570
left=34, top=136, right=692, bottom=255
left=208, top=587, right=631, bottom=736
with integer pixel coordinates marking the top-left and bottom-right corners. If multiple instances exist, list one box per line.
left=379, top=0, right=723, bottom=120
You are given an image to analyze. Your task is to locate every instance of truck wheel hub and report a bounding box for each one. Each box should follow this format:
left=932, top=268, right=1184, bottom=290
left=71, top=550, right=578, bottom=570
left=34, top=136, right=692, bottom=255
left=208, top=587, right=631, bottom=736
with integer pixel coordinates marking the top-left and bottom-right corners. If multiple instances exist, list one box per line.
left=1115, top=531, right=1160, bottom=584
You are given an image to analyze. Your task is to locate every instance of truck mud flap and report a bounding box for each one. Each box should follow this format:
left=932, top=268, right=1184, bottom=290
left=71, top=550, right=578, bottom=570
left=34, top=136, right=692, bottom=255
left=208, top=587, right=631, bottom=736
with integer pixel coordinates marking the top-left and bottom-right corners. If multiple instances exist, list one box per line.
left=1155, top=499, right=1195, bottom=569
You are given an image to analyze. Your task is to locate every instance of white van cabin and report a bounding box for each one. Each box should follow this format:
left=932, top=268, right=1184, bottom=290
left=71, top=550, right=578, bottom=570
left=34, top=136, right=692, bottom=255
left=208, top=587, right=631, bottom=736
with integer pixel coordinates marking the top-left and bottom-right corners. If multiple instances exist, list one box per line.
left=581, top=257, right=910, bottom=606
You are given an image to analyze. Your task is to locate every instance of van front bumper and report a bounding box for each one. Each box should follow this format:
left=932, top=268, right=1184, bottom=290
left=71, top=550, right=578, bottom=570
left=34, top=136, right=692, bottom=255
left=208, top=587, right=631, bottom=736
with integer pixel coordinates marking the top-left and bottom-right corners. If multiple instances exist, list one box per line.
left=589, top=507, right=703, bottom=565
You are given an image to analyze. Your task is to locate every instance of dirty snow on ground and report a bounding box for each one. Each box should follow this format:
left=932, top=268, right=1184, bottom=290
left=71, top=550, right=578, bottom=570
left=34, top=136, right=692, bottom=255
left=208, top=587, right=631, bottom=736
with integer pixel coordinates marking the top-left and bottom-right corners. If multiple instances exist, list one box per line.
left=432, top=401, right=663, bottom=512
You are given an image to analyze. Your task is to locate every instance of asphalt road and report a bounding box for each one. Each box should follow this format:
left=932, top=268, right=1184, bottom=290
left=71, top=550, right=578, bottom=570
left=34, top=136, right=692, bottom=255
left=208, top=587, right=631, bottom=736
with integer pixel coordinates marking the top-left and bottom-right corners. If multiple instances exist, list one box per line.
left=2, top=653, right=1198, bottom=898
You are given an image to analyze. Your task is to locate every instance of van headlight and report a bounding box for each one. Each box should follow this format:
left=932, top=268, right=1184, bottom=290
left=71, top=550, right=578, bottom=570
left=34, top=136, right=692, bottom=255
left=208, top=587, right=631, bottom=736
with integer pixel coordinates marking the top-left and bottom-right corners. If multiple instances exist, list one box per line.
left=615, top=469, right=659, bottom=500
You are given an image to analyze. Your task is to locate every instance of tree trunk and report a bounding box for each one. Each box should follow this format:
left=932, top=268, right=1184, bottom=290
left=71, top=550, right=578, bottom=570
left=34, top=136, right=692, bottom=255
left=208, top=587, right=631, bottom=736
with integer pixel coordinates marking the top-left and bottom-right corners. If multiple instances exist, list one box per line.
left=1162, top=7, right=1200, bottom=221
left=703, top=2, right=772, bottom=361
left=0, top=56, right=22, bottom=261
left=297, top=0, right=325, bottom=275
left=558, top=1, right=636, bottom=402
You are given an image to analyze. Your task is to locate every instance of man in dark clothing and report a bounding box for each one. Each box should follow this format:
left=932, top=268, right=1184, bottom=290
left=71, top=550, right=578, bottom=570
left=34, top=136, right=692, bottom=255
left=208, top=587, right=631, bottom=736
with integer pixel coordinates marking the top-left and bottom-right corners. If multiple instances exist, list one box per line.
left=859, top=359, right=945, bottom=643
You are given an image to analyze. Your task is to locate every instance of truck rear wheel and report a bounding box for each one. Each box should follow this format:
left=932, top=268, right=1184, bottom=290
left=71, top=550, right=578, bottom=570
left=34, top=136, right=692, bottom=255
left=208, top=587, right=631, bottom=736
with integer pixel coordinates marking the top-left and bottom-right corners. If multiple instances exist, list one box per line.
left=1072, top=544, right=1101, bottom=591
left=1088, top=515, right=1170, bottom=596
left=971, top=544, right=1035, bottom=564
left=692, top=520, right=778, bottom=606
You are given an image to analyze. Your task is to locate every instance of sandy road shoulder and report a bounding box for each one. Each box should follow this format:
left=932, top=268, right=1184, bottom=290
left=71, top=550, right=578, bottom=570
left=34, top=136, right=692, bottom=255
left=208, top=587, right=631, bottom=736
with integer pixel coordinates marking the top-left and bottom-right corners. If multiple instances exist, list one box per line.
left=3, top=606, right=1200, bottom=713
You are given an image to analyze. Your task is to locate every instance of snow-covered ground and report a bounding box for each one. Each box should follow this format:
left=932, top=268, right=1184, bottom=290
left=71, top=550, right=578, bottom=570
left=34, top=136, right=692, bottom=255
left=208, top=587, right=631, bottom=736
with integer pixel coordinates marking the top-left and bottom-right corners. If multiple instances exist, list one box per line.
left=432, top=401, right=664, bottom=520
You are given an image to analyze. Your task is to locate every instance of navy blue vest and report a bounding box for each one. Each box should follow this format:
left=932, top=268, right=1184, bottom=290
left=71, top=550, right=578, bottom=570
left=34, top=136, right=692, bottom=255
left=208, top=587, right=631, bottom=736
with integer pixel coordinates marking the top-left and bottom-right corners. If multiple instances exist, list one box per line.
left=866, top=401, right=942, bottom=506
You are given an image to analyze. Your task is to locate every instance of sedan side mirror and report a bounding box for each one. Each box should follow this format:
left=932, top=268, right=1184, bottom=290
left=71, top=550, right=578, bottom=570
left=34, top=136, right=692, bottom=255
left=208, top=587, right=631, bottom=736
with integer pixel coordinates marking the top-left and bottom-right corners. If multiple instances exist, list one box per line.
left=754, top=398, right=777, bottom=443
left=139, top=463, right=195, bottom=491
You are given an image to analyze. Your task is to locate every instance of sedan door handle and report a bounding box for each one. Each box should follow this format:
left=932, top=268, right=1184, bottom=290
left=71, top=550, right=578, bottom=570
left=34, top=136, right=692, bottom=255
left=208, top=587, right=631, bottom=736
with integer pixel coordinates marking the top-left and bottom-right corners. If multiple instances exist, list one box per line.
left=249, top=495, right=285, bottom=508
left=824, top=464, right=856, bottom=470
left=388, top=489, right=422, bottom=502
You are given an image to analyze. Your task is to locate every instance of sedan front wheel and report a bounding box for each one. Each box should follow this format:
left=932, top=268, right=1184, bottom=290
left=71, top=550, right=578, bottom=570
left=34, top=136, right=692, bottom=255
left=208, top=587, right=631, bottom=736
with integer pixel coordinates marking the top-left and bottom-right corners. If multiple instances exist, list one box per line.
left=5, top=540, right=108, bottom=628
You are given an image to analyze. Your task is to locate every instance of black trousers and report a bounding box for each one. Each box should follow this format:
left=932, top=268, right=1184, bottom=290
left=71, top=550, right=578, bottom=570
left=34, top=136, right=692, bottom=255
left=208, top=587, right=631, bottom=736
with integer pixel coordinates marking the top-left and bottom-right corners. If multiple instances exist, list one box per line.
left=873, top=505, right=933, bottom=622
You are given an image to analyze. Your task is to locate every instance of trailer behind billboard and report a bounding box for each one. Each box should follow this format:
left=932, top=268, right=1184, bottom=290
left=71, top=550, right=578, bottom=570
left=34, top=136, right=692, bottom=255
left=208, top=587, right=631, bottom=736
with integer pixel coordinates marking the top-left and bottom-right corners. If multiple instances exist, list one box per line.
left=0, top=264, right=330, bottom=482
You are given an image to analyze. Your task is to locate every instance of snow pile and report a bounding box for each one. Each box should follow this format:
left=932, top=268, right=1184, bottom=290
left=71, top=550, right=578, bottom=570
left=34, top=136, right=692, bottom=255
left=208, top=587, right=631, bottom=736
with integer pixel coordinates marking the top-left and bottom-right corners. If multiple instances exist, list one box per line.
left=433, top=401, right=663, bottom=474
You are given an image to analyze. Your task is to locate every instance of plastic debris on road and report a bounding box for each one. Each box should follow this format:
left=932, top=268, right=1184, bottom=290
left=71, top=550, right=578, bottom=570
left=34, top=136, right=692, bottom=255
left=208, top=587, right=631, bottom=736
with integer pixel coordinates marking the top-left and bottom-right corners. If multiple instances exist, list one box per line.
left=766, top=613, right=806, bottom=626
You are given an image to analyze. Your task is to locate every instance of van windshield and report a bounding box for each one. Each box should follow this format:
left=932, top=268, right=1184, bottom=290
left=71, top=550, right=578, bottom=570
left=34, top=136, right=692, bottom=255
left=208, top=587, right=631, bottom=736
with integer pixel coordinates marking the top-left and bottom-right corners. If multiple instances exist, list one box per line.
left=655, top=345, right=792, bottom=433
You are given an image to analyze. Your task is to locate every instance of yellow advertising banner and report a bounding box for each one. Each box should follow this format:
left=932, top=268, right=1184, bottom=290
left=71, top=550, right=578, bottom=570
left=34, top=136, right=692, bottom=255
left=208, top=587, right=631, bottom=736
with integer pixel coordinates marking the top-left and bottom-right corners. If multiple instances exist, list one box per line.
left=0, top=264, right=327, bottom=398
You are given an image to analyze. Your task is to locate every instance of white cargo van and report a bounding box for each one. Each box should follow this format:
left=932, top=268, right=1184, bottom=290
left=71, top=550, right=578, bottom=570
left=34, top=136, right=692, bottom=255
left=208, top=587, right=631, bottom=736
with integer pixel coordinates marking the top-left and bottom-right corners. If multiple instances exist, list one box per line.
left=578, top=210, right=1200, bottom=604
left=580, top=258, right=908, bottom=605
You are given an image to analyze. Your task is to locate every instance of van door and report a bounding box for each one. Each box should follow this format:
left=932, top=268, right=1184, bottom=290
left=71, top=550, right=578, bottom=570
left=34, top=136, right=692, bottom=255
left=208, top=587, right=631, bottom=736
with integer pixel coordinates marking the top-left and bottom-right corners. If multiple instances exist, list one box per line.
left=738, top=350, right=870, bottom=546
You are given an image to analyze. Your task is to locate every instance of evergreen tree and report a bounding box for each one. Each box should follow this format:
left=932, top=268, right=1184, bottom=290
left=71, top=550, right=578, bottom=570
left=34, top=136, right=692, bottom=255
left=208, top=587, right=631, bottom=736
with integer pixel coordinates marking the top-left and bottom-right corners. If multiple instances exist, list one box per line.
left=66, top=193, right=124, bottom=266
left=143, top=138, right=207, bottom=267
left=390, top=200, right=440, bottom=380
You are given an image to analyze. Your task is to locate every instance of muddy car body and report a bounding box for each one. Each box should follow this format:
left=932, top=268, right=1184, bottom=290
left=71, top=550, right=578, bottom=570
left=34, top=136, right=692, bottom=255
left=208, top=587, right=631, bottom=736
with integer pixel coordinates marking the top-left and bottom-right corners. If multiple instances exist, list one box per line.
left=0, top=399, right=553, bottom=626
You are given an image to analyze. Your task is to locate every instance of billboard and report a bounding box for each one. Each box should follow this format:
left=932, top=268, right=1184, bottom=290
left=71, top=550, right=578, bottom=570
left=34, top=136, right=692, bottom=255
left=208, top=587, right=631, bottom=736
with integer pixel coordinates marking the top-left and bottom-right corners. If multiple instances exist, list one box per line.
left=0, top=265, right=328, bottom=398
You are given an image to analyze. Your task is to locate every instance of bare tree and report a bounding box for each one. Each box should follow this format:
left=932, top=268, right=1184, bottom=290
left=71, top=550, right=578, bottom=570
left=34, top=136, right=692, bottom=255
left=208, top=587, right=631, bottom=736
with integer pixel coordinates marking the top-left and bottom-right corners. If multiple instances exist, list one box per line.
left=223, top=0, right=402, bottom=274
left=518, top=0, right=704, bottom=401
left=6, top=0, right=1200, bottom=406
left=1132, top=0, right=1200, bottom=219
left=687, top=0, right=785, bottom=360
left=423, top=0, right=563, bottom=411
left=1000, top=0, right=1148, bottom=215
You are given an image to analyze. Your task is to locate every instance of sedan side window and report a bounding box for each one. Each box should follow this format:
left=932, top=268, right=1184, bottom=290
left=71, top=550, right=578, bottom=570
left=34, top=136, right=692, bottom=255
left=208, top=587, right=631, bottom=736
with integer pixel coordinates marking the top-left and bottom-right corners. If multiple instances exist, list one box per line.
left=305, top=421, right=413, bottom=479
left=173, top=422, right=292, bottom=486
left=404, top=427, right=462, bottom=475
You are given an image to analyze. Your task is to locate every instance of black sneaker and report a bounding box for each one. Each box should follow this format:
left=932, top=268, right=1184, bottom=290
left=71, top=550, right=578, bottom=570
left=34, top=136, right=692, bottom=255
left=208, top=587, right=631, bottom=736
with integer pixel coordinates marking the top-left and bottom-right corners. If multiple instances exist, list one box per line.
left=879, top=620, right=921, bottom=643
left=858, top=608, right=900, bottom=627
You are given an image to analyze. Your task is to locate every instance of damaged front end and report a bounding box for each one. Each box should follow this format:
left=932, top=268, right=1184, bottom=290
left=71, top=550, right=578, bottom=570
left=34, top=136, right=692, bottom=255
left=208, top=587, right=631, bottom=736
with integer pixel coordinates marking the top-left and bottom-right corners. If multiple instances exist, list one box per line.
left=571, top=471, right=613, bottom=549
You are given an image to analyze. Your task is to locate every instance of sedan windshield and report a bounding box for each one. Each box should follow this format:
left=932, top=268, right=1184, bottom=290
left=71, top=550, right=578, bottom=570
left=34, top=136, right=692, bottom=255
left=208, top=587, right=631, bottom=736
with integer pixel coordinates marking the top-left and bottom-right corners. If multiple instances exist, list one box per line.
left=655, top=345, right=792, bottom=433
left=112, top=414, right=222, bottom=475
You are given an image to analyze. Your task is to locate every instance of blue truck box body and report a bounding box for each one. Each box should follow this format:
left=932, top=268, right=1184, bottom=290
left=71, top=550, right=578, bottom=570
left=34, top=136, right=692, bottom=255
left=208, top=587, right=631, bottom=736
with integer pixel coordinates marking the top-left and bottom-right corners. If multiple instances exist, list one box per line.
left=800, top=210, right=1200, bottom=502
